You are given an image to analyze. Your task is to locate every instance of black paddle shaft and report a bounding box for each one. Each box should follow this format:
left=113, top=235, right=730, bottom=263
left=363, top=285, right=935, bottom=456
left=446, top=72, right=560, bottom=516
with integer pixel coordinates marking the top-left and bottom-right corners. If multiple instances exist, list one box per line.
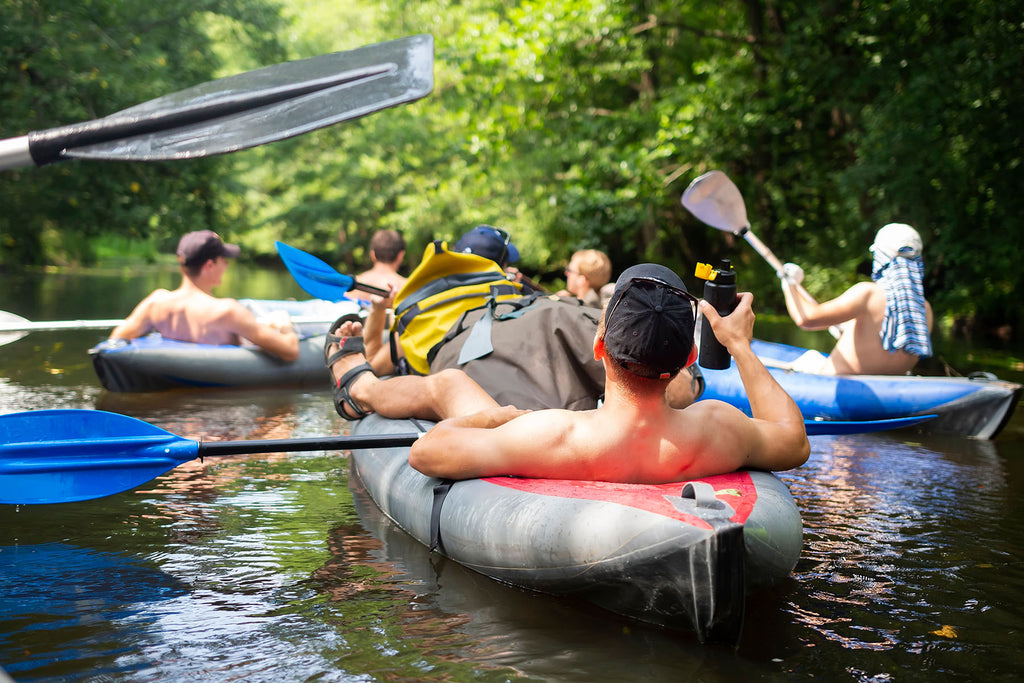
left=196, top=432, right=420, bottom=457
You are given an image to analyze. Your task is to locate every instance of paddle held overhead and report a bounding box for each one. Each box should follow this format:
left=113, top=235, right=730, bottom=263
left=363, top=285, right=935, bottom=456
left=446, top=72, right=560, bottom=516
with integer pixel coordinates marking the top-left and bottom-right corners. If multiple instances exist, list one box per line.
left=0, top=34, right=433, bottom=170
left=681, top=170, right=841, bottom=339
left=0, top=409, right=421, bottom=505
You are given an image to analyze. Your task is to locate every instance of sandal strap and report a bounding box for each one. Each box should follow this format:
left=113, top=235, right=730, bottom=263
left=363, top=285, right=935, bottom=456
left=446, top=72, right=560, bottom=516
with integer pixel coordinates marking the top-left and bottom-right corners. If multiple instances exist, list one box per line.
left=333, top=361, right=374, bottom=419
left=326, top=336, right=366, bottom=369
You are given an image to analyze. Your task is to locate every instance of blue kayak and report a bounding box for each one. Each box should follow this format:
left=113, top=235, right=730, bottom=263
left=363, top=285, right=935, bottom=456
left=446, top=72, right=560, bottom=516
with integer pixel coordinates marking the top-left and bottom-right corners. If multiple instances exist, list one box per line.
left=88, top=299, right=361, bottom=392
left=700, top=339, right=1022, bottom=439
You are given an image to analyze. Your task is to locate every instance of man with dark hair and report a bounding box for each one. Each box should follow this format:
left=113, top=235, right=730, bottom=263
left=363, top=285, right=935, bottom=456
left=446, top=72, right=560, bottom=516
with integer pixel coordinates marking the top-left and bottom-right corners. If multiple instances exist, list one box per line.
left=110, top=230, right=300, bottom=361
left=356, top=229, right=407, bottom=291
left=325, top=263, right=809, bottom=483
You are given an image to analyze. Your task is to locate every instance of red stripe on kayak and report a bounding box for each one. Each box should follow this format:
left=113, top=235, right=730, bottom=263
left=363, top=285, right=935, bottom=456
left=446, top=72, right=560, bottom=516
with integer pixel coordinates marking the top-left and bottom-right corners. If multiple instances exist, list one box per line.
left=482, top=471, right=757, bottom=528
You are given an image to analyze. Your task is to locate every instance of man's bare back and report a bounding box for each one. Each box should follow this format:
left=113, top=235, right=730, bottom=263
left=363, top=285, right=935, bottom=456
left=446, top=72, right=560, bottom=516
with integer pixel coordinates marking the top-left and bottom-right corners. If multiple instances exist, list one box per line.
left=136, top=288, right=244, bottom=346
left=109, top=231, right=300, bottom=361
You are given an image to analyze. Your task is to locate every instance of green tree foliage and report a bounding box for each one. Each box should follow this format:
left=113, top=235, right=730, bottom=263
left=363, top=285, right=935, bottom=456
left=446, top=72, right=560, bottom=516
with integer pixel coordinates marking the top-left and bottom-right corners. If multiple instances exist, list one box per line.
left=0, top=0, right=285, bottom=266
left=3, top=0, right=1021, bottom=336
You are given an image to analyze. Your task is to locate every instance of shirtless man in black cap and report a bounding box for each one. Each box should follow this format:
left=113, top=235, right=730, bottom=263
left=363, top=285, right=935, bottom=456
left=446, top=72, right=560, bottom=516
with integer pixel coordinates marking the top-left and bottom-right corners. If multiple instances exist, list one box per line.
left=325, top=263, right=809, bottom=484
left=110, top=230, right=300, bottom=361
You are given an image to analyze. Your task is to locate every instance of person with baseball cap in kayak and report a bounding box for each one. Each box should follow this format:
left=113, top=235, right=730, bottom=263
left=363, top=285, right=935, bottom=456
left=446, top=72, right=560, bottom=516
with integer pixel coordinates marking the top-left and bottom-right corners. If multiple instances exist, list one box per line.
left=325, top=263, right=809, bottom=483
left=779, top=222, right=933, bottom=375
left=110, top=230, right=300, bottom=361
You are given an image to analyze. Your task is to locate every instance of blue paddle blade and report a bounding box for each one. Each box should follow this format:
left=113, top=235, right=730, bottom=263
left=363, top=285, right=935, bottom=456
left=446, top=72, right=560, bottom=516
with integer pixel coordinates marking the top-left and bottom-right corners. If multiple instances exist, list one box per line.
left=804, top=414, right=937, bottom=436
left=275, top=241, right=359, bottom=301
left=0, top=410, right=198, bottom=505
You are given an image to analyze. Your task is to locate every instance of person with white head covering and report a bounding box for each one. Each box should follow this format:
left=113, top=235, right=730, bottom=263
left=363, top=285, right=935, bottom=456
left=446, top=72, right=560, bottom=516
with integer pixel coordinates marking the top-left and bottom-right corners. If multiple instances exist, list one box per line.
left=778, top=223, right=933, bottom=375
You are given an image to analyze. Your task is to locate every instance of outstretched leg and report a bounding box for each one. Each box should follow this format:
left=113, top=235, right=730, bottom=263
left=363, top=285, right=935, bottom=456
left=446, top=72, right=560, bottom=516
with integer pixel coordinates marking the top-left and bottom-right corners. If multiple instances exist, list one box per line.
left=327, top=320, right=500, bottom=421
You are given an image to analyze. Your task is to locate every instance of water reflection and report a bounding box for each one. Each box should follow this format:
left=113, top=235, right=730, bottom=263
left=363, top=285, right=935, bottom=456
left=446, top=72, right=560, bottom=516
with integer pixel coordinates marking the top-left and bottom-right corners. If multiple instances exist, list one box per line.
left=0, top=543, right=190, bottom=679
left=774, top=432, right=1024, bottom=676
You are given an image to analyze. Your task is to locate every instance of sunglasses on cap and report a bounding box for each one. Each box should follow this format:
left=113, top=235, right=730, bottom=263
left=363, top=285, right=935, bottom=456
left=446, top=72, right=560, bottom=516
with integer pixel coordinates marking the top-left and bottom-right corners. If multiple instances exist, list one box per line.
left=607, top=276, right=698, bottom=320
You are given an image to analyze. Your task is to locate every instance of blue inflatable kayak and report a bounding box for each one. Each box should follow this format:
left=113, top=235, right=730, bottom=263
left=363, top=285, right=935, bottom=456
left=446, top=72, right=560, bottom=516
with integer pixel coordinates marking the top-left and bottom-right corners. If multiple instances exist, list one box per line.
left=350, top=412, right=803, bottom=642
left=89, top=299, right=361, bottom=392
left=700, top=338, right=1022, bottom=439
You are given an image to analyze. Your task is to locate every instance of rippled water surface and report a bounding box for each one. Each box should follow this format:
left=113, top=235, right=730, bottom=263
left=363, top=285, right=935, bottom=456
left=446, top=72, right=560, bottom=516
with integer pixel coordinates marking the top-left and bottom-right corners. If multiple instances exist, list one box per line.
left=2, top=267, right=1024, bottom=681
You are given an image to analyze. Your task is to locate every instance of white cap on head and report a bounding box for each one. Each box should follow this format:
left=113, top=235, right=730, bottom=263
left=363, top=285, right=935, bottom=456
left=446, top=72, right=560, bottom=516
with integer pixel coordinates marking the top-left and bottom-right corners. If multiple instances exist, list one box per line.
left=871, top=223, right=923, bottom=260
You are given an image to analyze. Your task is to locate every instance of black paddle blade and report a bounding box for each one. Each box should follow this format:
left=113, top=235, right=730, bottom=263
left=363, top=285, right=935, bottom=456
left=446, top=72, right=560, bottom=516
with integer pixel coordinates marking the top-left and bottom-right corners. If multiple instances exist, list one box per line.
left=26, top=34, right=434, bottom=165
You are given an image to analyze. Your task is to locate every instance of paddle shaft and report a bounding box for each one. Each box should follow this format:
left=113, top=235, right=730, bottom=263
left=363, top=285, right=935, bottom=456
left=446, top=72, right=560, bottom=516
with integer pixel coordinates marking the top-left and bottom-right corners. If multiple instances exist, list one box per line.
left=737, top=229, right=842, bottom=340
left=0, top=314, right=354, bottom=335
left=198, top=432, right=419, bottom=457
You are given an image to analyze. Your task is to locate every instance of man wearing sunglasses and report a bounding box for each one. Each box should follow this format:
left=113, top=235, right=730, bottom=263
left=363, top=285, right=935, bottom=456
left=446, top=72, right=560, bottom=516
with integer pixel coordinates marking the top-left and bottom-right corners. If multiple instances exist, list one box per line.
left=327, top=263, right=809, bottom=484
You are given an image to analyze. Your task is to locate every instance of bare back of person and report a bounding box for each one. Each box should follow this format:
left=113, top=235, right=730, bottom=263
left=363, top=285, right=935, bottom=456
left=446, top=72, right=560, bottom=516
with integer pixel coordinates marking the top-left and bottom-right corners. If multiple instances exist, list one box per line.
left=445, top=400, right=757, bottom=484
left=143, top=287, right=243, bottom=346
left=820, top=282, right=933, bottom=375
left=356, top=264, right=406, bottom=293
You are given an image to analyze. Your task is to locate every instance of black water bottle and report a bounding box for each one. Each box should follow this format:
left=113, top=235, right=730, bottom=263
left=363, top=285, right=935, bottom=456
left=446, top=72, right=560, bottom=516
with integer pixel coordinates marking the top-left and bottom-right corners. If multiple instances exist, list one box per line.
left=698, top=259, right=737, bottom=370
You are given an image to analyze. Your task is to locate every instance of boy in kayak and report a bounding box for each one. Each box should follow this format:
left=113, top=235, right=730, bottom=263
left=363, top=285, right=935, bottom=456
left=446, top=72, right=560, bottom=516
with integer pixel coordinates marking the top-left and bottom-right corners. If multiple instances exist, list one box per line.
left=326, top=263, right=809, bottom=483
left=109, top=230, right=300, bottom=361
left=779, top=223, right=933, bottom=375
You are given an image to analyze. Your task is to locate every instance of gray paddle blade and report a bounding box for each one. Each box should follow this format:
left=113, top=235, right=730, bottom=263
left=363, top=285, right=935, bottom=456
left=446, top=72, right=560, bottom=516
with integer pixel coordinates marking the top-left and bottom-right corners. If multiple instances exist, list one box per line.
left=681, top=170, right=750, bottom=233
left=55, top=34, right=434, bottom=162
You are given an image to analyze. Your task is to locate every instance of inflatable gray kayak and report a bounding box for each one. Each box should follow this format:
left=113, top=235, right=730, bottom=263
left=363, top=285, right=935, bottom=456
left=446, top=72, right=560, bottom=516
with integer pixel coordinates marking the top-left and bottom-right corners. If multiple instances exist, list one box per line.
left=350, top=412, right=803, bottom=642
left=89, top=299, right=360, bottom=392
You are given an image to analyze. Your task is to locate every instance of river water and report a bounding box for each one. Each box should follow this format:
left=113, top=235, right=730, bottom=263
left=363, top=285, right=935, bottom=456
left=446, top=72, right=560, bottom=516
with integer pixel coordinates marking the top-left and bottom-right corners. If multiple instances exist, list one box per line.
left=1, top=265, right=1023, bottom=681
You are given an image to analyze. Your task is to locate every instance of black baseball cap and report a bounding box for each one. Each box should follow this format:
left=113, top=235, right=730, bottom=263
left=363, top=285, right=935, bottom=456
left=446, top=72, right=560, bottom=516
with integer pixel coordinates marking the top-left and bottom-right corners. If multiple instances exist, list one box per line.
left=603, top=264, right=696, bottom=379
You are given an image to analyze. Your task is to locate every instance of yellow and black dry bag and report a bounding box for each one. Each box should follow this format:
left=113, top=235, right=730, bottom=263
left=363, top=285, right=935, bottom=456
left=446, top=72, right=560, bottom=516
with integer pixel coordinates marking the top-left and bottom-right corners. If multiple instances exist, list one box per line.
left=390, top=240, right=524, bottom=374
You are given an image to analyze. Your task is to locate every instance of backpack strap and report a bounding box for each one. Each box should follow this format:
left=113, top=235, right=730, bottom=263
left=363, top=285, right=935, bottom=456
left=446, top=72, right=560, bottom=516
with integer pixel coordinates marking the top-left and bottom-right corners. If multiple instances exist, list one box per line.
left=456, top=298, right=496, bottom=364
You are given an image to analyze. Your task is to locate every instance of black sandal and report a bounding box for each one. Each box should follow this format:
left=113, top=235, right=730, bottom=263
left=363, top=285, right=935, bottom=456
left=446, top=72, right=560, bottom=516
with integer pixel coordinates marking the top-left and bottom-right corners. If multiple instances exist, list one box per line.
left=323, top=314, right=375, bottom=420
left=323, top=313, right=365, bottom=368
left=333, top=357, right=375, bottom=420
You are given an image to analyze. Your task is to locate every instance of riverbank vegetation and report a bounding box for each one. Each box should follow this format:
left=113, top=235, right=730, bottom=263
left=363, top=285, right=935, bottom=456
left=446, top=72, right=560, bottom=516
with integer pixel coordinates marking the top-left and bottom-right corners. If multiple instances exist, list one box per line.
left=2, top=0, right=1021, bottom=339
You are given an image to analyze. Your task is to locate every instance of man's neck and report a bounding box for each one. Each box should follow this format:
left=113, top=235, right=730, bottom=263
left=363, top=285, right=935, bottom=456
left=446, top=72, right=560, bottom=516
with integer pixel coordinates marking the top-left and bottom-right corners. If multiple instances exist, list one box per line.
left=599, top=369, right=672, bottom=415
left=179, top=273, right=217, bottom=297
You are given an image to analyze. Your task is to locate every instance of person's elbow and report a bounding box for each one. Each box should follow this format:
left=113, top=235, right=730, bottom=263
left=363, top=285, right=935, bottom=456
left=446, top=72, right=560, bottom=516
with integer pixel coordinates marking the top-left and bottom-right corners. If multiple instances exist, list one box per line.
left=774, top=428, right=810, bottom=471
left=279, top=341, right=301, bottom=362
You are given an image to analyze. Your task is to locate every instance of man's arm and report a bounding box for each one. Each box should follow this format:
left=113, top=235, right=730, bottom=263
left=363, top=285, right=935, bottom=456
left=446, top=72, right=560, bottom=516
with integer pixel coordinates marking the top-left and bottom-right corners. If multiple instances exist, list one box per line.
left=227, top=303, right=300, bottom=361
left=362, top=286, right=395, bottom=375
left=783, top=280, right=873, bottom=330
left=701, top=294, right=810, bottom=471
left=409, top=405, right=536, bottom=479
left=110, top=293, right=158, bottom=340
